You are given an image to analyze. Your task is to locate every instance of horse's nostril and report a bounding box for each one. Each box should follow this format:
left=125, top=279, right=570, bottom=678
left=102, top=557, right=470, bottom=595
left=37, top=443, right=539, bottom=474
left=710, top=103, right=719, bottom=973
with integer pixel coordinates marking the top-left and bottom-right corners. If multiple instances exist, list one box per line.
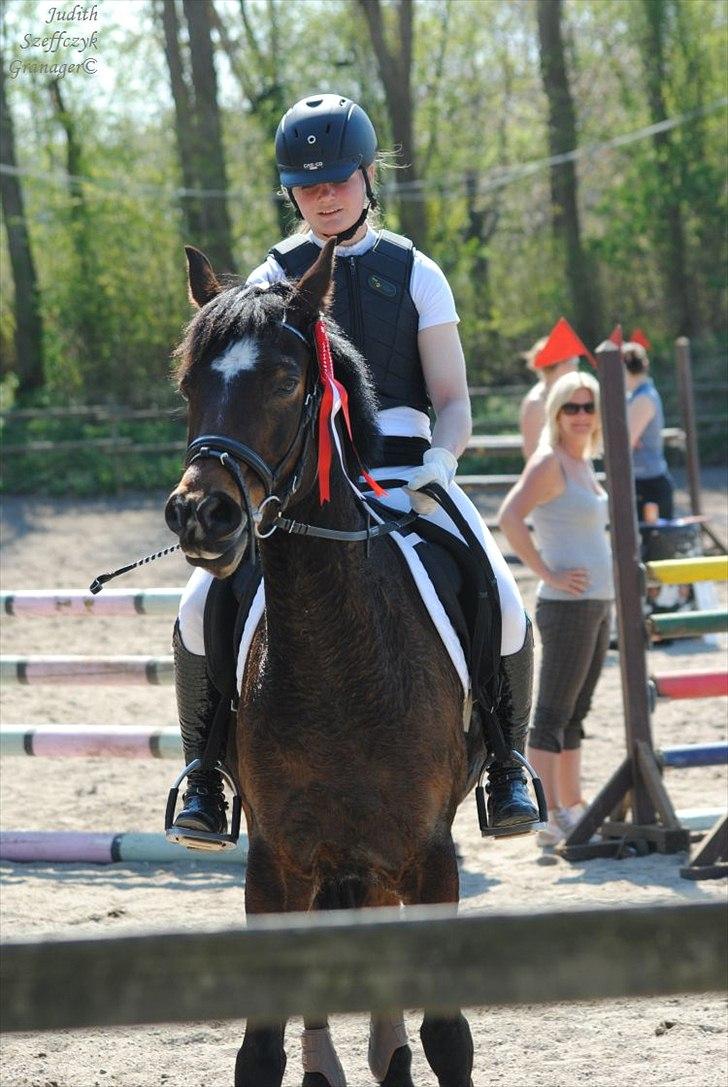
left=164, top=493, right=189, bottom=536
left=197, top=492, right=243, bottom=539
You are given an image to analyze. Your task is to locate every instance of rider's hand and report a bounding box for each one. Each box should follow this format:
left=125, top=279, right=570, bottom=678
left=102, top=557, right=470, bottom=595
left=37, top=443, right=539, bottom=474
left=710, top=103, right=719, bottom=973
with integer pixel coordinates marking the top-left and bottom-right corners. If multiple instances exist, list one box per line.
left=545, top=567, right=590, bottom=596
left=405, top=447, right=458, bottom=515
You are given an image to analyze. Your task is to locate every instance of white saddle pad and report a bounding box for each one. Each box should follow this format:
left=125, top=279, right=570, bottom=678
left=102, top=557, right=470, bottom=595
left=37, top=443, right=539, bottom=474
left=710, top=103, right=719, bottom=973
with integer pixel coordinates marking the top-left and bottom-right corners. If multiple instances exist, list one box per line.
left=235, top=537, right=470, bottom=700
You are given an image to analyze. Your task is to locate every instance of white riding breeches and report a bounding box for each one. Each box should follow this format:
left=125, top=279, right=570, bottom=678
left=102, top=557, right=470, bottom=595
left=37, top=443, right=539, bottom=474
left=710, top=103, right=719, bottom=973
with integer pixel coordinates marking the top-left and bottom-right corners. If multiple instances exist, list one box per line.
left=177, top=467, right=527, bottom=658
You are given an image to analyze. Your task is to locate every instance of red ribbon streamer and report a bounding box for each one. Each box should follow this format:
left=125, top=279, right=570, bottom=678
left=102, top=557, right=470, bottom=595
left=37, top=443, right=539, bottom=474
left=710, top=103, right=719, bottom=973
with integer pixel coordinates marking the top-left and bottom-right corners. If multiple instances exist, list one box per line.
left=313, top=319, right=385, bottom=505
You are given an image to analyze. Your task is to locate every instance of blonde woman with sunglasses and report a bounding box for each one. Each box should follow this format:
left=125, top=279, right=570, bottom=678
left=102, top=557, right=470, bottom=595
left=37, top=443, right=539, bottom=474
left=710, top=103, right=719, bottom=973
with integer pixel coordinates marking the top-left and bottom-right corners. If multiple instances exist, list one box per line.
left=498, top=371, right=613, bottom=846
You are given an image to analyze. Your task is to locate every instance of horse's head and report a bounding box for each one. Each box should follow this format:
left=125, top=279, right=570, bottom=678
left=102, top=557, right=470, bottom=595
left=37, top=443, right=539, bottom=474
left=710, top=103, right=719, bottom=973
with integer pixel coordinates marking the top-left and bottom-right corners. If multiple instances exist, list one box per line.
left=165, top=240, right=380, bottom=577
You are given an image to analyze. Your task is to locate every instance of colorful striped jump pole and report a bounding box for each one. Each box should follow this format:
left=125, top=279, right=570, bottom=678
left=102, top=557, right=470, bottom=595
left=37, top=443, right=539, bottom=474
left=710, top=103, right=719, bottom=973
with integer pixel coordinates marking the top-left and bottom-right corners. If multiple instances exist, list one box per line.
left=0, top=831, right=246, bottom=866
left=646, top=555, right=728, bottom=585
left=1, top=588, right=183, bottom=618
left=659, top=743, right=728, bottom=769
left=0, top=656, right=174, bottom=686
left=652, top=671, right=728, bottom=700
left=0, top=725, right=182, bottom=759
left=648, top=609, right=728, bottom=640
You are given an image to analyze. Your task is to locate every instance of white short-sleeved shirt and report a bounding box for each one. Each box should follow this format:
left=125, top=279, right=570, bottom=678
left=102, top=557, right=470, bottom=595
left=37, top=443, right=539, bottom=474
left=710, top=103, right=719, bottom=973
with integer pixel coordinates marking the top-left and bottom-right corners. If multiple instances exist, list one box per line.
left=245, top=227, right=459, bottom=440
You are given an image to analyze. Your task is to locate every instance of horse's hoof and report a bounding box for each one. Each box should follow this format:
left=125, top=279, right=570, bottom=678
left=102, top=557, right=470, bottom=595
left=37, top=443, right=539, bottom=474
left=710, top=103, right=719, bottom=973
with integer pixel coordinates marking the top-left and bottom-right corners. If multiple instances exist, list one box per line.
left=379, top=1045, right=414, bottom=1087
left=301, top=1074, right=333, bottom=1087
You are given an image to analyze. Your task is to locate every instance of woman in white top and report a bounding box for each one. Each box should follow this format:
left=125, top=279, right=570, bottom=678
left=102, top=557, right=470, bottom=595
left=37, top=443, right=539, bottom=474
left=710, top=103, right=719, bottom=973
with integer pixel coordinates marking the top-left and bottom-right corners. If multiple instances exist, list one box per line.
left=170, top=93, right=539, bottom=844
left=499, top=371, right=613, bottom=846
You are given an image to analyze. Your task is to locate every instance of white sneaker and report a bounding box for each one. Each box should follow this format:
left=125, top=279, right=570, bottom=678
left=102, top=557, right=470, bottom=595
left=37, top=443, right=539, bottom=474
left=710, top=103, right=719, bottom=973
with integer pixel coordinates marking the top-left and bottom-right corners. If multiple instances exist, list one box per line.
left=536, top=808, right=572, bottom=847
left=563, top=801, right=588, bottom=828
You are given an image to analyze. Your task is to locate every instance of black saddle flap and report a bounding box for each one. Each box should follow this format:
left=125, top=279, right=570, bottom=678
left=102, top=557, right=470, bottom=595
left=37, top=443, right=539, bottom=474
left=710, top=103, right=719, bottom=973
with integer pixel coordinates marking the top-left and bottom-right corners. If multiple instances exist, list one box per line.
left=203, top=561, right=263, bottom=702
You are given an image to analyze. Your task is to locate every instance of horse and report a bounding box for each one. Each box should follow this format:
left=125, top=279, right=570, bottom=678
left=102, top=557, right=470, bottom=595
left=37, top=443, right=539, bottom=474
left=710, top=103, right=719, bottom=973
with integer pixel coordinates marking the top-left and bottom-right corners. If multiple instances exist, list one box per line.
left=164, top=238, right=481, bottom=1087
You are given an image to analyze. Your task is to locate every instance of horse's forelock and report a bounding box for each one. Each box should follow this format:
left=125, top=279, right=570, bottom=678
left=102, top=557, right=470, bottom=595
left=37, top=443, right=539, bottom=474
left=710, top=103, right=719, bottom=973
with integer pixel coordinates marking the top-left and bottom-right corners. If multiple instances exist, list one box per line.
left=174, top=281, right=292, bottom=382
left=173, top=281, right=381, bottom=466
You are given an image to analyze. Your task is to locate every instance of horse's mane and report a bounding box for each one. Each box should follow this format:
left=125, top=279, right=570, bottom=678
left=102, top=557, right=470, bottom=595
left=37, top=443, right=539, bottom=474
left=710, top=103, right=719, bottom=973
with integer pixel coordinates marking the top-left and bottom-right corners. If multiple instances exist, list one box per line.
left=174, top=280, right=382, bottom=467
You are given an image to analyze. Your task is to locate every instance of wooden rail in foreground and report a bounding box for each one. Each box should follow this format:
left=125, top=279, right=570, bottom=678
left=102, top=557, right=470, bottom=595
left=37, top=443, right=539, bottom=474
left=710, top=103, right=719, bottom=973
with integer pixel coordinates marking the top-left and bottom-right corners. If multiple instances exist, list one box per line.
left=1, top=902, right=725, bottom=1031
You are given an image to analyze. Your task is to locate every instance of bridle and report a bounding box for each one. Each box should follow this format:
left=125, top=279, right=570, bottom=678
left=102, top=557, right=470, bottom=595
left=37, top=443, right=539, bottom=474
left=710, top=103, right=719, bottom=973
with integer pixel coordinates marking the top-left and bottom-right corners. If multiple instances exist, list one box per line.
left=184, top=317, right=416, bottom=562
left=184, top=320, right=322, bottom=565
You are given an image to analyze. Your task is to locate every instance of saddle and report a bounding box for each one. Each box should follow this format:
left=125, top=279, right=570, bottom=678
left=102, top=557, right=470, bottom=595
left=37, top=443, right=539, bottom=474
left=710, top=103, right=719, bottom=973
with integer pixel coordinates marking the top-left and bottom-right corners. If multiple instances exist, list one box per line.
left=202, top=486, right=508, bottom=765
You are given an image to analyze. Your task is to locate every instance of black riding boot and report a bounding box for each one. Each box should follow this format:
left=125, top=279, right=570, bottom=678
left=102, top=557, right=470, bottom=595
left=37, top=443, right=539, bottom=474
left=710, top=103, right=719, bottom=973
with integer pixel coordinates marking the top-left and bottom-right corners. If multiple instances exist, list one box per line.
left=486, top=617, right=540, bottom=835
left=170, top=624, right=228, bottom=838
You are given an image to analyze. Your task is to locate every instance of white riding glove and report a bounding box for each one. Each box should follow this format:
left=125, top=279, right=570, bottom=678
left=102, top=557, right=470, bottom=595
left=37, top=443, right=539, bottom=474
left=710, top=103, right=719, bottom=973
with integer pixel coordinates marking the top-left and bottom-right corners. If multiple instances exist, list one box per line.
left=405, top=447, right=458, bottom=515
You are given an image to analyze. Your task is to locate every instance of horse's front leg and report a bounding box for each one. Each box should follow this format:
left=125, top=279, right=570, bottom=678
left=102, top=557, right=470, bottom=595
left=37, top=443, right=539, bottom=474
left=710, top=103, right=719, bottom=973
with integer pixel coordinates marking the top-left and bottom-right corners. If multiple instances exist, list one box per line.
left=404, top=835, right=474, bottom=1087
left=363, top=887, right=413, bottom=1087
left=236, top=834, right=313, bottom=1087
left=301, top=1015, right=346, bottom=1087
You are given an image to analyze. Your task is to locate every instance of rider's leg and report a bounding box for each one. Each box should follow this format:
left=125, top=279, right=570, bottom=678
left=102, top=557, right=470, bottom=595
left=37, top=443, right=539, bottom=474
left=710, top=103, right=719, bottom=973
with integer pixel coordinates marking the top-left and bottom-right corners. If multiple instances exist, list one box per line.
left=171, top=569, right=227, bottom=835
left=486, top=616, right=540, bottom=832
left=363, top=470, right=538, bottom=831
left=412, top=480, right=538, bottom=830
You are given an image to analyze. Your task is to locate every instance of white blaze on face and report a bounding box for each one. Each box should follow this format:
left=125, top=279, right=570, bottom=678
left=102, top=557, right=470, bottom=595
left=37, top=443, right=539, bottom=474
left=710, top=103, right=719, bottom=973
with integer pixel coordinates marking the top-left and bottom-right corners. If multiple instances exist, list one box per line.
left=211, top=337, right=260, bottom=385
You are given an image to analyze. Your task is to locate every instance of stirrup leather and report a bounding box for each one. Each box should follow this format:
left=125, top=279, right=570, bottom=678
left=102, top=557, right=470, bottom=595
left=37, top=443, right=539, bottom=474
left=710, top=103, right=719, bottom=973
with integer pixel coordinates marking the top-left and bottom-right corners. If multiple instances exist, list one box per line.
left=475, top=751, right=547, bottom=838
left=165, top=758, right=242, bottom=852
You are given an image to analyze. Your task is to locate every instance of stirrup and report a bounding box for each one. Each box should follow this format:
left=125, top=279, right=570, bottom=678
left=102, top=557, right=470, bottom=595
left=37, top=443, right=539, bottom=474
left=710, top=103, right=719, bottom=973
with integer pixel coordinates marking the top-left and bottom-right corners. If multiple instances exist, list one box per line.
left=165, top=758, right=242, bottom=852
left=475, top=751, right=547, bottom=838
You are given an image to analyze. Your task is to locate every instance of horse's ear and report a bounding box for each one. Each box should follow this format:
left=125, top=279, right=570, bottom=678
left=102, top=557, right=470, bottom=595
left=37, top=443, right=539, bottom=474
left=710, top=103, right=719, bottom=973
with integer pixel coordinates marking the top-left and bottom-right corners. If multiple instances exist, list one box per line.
left=185, top=246, right=222, bottom=308
left=293, top=237, right=336, bottom=315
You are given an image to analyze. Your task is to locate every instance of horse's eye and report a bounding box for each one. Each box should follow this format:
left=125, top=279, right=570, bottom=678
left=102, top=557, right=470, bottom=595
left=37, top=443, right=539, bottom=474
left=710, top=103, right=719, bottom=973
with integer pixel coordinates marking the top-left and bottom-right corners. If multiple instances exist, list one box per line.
left=278, top=377, right=298, bottom=395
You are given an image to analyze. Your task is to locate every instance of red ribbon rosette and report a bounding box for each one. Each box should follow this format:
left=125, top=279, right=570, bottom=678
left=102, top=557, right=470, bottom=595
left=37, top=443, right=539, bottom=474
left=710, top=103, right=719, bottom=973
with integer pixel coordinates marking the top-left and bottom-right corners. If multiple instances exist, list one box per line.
left=313, top=319, right=385, bottom=505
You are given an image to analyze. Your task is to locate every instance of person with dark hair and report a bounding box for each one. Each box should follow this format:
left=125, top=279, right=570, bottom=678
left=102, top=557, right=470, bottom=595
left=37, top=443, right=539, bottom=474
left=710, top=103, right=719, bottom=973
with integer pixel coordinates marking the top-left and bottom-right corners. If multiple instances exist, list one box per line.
left=167, top=93, right=540, bottom=849
left=623, top=341, right=674, bottom=521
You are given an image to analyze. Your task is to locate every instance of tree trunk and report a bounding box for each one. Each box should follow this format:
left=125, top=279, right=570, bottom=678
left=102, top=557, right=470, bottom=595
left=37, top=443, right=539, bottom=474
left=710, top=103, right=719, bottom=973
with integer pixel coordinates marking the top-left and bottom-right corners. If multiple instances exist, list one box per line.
left=156, top=0, right=204, bottom=244
left=49, top=78, right=108, bottom=379
left=0, top=51, right=44, bottom=394
left=537, top=0, right=601, bottom=346
left=639, top=0, right=694, bottom=336
left=182, top=0, right=235, bottom=272
left=356, top=0, right=428, bottom=249
left=210, top=0, right=289, bottom=237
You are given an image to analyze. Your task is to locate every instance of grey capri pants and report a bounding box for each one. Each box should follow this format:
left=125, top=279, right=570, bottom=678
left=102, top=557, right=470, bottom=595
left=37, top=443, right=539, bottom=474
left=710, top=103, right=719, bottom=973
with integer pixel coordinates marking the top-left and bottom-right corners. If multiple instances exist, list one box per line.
left=529, top=598, right=612, bottom=754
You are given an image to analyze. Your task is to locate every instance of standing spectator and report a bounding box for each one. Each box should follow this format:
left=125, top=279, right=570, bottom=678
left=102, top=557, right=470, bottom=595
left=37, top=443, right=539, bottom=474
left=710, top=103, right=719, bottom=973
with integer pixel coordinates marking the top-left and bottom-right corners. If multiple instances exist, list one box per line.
left=623, top=342, right=674, bottom=521
left=499, top=371, right=613, bottom=846
left=519, top=318, right=594, bottom=459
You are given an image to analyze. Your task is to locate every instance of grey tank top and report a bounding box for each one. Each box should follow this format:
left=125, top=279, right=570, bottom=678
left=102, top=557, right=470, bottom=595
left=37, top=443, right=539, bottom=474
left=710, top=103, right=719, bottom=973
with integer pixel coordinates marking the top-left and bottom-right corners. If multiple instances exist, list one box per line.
left=628, top=380, right=667, bottom=479
left=531, top=468, right=614, bottom=602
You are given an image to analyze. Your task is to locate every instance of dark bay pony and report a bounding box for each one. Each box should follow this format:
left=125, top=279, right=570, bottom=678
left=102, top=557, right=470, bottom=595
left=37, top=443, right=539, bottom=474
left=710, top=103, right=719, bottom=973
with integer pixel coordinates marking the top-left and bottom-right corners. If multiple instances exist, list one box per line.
left=165, top=239, right=480, bottom=1087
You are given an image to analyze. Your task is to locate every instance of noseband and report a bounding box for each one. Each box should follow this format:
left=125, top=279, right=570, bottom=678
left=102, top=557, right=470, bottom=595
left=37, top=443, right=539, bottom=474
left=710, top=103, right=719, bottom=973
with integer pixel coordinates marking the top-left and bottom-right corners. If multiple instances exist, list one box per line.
left=184, top=320, right=321, bottom=563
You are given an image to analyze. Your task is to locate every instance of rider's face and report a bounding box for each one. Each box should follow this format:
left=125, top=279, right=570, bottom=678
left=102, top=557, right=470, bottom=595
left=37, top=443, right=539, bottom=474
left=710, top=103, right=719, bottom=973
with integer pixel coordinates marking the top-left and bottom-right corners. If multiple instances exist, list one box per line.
left=292, top=170, right=368, bottom=239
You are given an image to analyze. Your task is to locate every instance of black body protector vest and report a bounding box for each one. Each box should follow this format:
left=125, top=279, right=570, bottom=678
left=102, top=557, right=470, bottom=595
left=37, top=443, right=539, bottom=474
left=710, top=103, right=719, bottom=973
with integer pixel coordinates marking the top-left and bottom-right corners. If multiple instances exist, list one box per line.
left=269, top=229, right=429, bottom=415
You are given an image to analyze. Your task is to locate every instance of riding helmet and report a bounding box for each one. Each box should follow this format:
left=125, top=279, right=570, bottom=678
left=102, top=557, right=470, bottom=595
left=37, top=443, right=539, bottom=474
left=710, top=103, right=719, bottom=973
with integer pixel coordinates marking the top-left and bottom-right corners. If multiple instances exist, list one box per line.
left=275, top=94, right=377, bottom=188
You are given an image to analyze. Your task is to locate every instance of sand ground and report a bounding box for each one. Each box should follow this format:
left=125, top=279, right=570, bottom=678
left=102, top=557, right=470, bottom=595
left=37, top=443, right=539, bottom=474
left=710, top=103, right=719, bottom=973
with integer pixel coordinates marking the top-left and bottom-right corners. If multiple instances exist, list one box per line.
left=1, top=470, right=726, bottom=1087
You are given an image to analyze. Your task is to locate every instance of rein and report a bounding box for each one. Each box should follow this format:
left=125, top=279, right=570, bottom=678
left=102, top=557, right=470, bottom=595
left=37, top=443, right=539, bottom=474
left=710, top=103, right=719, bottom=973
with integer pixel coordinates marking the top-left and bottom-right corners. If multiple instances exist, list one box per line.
left=88, top=318, right=410, bottom=593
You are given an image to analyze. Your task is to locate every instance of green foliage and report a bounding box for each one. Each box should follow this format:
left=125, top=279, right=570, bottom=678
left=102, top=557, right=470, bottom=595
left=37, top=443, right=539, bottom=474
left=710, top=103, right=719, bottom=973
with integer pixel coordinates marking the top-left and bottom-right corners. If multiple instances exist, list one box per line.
left=1, top=0, right=725, bottom=494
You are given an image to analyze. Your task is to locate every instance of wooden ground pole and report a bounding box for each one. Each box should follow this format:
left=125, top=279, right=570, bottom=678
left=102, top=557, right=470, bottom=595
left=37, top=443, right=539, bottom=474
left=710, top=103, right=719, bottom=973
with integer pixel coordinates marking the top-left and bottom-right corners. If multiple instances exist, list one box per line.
left=561, top=340, right=689, bottom=861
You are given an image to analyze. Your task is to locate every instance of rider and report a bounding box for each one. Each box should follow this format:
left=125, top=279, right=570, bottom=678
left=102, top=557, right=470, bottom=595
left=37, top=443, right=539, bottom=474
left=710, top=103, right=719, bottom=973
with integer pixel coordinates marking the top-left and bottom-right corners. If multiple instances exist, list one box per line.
left=169, top=93, right=539, bottom=843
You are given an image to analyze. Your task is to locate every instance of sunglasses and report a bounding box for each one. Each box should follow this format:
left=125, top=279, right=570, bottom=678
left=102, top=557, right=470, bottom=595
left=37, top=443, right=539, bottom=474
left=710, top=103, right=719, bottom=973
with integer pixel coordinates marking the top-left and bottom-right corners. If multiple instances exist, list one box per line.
left=561, top=401, right=596, bottom=416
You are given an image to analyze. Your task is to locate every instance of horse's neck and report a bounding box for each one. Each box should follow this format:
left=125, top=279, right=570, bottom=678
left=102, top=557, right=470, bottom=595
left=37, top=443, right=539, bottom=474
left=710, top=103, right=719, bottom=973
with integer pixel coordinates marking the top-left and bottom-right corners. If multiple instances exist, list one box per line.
left=260, top=472, right=391, bottom=660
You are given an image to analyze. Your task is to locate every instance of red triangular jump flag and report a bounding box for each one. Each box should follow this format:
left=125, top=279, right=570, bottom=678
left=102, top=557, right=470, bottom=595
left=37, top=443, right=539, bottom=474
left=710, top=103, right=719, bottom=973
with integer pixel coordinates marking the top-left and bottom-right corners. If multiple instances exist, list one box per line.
left=630, top=327, right=651, bottom=350
left=534, top=317, right=596, bottom=368
left=608, top=324, right=623, bottom=348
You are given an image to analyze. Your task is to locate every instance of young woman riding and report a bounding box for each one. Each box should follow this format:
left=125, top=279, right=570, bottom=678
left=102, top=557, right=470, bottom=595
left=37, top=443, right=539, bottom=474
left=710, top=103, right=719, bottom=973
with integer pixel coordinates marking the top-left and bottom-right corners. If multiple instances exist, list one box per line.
left=169, top=93, right=538, bottom=843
